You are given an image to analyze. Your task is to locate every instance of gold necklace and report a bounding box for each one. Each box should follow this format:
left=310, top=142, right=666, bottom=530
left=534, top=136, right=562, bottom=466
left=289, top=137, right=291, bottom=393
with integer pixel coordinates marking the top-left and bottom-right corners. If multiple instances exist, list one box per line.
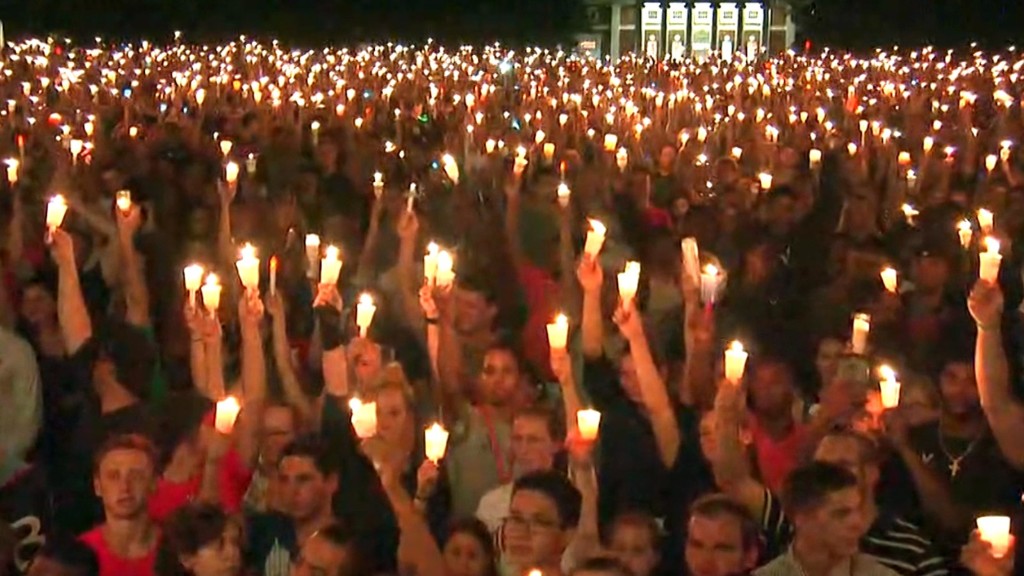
left=937, top=421, right=983, bottom=478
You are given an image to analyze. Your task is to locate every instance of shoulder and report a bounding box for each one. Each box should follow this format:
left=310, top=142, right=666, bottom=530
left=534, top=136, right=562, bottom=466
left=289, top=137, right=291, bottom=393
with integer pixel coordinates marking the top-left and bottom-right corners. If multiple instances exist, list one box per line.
left=855, top=554, right=902, bottom=576
left=78, top=526, right=103, bottom=548
left=751, top=554, right=790, bottom=576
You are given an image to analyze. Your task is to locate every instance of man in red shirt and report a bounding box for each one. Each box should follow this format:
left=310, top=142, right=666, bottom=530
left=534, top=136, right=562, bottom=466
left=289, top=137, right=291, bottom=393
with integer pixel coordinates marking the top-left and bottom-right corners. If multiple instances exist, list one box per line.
left=79, top=435, right=160, bottom=576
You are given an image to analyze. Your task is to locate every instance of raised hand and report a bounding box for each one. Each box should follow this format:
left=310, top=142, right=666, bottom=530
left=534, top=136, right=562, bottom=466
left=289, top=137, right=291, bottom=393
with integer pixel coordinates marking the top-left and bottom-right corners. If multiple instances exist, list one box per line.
left=576, top=255, right=603, bottom=294
left=969, top=280, right=1004, bottom=330
left=49, top=228, right=76, bottom=269
left=418, top=284, right=439, bottom=321
left=115, top=203, right=143, bottom=237
left=396, top=210, right=419, bottom=245
left=612, top=302, right=645, bottom=343
left=312, top=283, right=343, bottom=312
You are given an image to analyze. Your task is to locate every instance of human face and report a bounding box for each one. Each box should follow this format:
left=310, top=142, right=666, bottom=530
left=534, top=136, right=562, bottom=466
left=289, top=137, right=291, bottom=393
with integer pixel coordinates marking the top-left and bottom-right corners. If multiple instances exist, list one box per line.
left=815, top=339, right=844, bottom=385
left=278, top=456, right=336, bottom=523
left=511, top=415, right=558, bottom=476
left=609, top=523, right=658, bottom=576
left=443, top=531, right=491, bottom=576
left=748, top=362, right=795, bottom=420
left=182, top=522, right=243, bottom=576
left=796, top=487, right=863, bottom=558
left=93, top=448, right=154, bottom=520
left=291, top=534, right=351, bottom=576
left=685, top=514, right=756, bottom=576
left=479, top=349, right=520, bottom=407
left=453, top=288, right=495, bottom=335
left=912, top=255, right=950, bottom=292
left=814, top=436, right=874, bottom=496
left=899, top=386, right=939, bottom=427
left=939, top=362, right=979, bottom=417
left=376, top=387, right=412, bottom=445
left=503, top=489, right=571, bottom=570
left=19, top=285, right=56, bottom=328
left=261, top=406, right=298, bottom=465
left=658, top=146, right=676, bottom=172
left=618, top=354, right=643, bottom=404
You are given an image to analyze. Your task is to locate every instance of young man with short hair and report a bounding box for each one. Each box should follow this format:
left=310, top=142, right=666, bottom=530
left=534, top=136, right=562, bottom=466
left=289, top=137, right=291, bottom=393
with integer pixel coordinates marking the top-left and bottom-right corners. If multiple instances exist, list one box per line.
left=754, top=462, right=897, bottom=576
left=290, top=523, right=362, bottom=576
left=685, top=494, right=760, bottom=576
left=503, top=470, right=582, bottom=576
left=79, top=435, right=160, bottom=576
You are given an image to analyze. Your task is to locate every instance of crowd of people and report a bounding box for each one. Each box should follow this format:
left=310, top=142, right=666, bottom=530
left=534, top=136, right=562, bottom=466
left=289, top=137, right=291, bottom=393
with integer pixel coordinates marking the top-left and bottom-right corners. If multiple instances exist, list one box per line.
left=0, top=36, right=1022, bottom=576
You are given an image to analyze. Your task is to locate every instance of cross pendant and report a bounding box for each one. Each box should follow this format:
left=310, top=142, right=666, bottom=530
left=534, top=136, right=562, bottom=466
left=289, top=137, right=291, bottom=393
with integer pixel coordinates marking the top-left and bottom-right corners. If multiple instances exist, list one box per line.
left=949, top=459, right=961, bottom=478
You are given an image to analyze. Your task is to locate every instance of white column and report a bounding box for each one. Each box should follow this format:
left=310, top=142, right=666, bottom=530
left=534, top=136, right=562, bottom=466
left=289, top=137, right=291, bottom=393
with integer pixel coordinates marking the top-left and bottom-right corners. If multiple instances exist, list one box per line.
left=610, top=3, right=622, bottom=59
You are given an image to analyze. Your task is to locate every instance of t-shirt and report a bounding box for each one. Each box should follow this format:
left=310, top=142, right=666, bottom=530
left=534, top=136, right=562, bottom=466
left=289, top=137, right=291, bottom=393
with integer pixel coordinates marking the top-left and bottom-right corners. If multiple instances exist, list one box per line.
left=0, top=465, right=50, bottom=575
left=245, top=512, right=297, bottom=576
left=749, top=417, right=808, bottom=496
left=446, top=406, right=513, bottom=519
left=79, top=526, right=157, bottom=576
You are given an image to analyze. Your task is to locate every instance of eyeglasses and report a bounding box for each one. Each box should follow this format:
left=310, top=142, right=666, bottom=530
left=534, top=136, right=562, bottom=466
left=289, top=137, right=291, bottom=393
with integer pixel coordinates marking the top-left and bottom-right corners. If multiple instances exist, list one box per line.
left=502, top=514, right=560, bottom=534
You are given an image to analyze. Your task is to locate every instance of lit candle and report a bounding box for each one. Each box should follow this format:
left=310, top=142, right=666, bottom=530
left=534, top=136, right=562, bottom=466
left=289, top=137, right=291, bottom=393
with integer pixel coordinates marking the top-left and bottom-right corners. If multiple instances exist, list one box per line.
left=46, top=195, right=69, bottom=232
left=219, top=139, right=233, bottom=158
left=356, top=293, right=377, bottom=338
left=184, top=264, right=204, bottom=308
left=407, top=183, right=417, bottom=212
left=731, top=147, right=743, bottom=160
left=373, top=172, right=384, bottom=198
left=576, top=409, right=602, bottom=441
left=557, top=182, right=571, bottom=208
left=246, top=153, right=257, bottom=175
left=424, top=242, right=440, bottom=285
left=349, top=398, right=378, bottom=439
left=979, top=237, right=1002, bottom=283
left=305, top=234, right=321, bottom=279
left=958, top=220, right=973, bottom=249
left=5, top=158, right=18, bottom=185
left=976, top=516, right=1012, bottom=559
left=235, top=243, right=260, bottom=292
left=115, top=189, right=132, bottom=213
left=809, top=148, right=822, bottom=169
left=224, top=161, right=240, bottom=185
left=269, top=256, right=278, bottom=297
left=543, top=142, right=556, bottom=162
left=700, top=264, right=720, bottom=305
left=128, top=126, right=139, bottom=138
left=214, top=396, right=241, bottom=434
left=880, top=267, right=898, bottom=293
left=310, top=121, right=321, bottom=147
left=485, top=139, right=496, bottom=154
left=681, top=237, right=700, bottom=285
left=878, top=365, right=901, bottom=409
left=615, top=147, right=629, bottom=171
left=424, top=423, right=450, bottom=463
left=201, top=273, right=222, bottom=314
left=758, top=172, right=773, bottom=191
left=977, top=208, right=994, bottom=235
left=898, top=151, right=912, bottom=166
left=724, top=341, right=749, bottom=384
left=69, top=139, right=83, bottom=165
left=923, top=136, right=934, bottom=154
left=584, top=219, right=606, bottom=258
left=546, top=313, right=569, bottom=351
left=603, top=134, right=618, bottom=152
left=851, top=313, right=871, bottom=355
left=435, top=250, right=456, bottom=288
left=986, top=154, right=999, bottom=173
left=847, top=142, right=858, bottom=157
left=617, top=261, right=641, bottom=305
left=320, top=245, right=343, bottom=286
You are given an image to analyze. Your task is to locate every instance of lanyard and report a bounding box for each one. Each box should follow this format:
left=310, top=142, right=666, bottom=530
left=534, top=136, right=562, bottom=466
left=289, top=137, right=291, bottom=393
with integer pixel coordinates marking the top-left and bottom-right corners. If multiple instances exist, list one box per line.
left=480, top=406, right=512, bottom=483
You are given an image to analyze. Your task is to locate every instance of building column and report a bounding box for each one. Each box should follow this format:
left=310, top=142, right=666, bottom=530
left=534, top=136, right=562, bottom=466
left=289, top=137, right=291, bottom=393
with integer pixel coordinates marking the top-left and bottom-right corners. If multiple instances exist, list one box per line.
left=784, top=7, right=796, bottom=48
left=610, top=3, right=622, bottom=59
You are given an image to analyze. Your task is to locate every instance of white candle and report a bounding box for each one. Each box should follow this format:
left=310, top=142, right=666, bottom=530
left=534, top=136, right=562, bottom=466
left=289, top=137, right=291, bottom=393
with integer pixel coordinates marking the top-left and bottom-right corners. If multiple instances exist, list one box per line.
left=809, top=148, right=822, bottom=169
left=986, top=154, right=999, bottom=173
left=847, top=142, right=859, bottom=157
left=979, top=237, right=1002, bottom=283
left=115, top=189, right=132, bottom=213
left=235, top=243, right=260, bottom=292
left=5, top=158, right=18, bottom=185
left=305, top=234, right=321, bottom=280
left=246, top=153, right=257, bottom=175
left=269, top=256, right=278, bottom=297
left=219, top=139, right=233, bottom=158
left=878, top=365, right=901, bottom=409
left=958, top=220, right=973, bottom=249
left=758, top=172, right=773, bottom=190
left=615, top=147, right=629, bottom=171
left=724, top=341, right=749, bottom=383
left=617, top=261, right=641, bottom=305
left=435, top=250, right=456, bottom=288
left=880, top=267, right=898, bottom=293
left=214, top=396, right=241, bottom=434
left=546, top=313, right=569, bottom=351
left=441, top=154, right=459, bottom=184
left=407, top=183, right=417, bottom=212
left=183, top=264, right=204, bottom=308
left=923, top=136, right=934, bottom=154
left=424, top=242, right=439, bottom=285
left=485, top=139, right=496, bottom=154
left=556, top=183, right=571, bottom=207
left=356, top=293, right=376, bottom=338
left=700, top=264, right=720, bottom=304
left=976, top=516, right=1012, bottom=558
left=424, top=423, right=450, bottom=463
left=731, top=147, right=743, bottom=160
left=576, top=409, right=602, bottom=441
left=543, top=142, right=556, bottom=162
left=224, top=161, right=240, bottom=185
left=898, top=151, right=912, bottom=166
left=978, top=208, right=994, bottom=235
left=603, top=134, right=618, bottom=152
left=349, top=398, right=378, bottom=439
left=851, top=313, right=871, bottom=355
left=201, top=273, right=222, bottom=314
left=69, top=139, right=83, bottom=164
left=46, top=195, right=69, bottom=231
left=320, top=245, right=343, bottom=286
left=373, top=172, right=384, bottom=198
left=584, top=219, right=606, bottom=258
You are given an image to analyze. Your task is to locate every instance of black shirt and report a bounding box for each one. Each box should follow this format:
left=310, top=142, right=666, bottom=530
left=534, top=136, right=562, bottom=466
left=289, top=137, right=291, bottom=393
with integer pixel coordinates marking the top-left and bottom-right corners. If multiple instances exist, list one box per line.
left=0, top=465, right=51, bottom=575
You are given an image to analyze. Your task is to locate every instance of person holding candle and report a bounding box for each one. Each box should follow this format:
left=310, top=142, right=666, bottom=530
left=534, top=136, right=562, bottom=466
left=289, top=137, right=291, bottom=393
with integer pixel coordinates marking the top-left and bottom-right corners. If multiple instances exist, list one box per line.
left=502, top=471, right=583, bottom=576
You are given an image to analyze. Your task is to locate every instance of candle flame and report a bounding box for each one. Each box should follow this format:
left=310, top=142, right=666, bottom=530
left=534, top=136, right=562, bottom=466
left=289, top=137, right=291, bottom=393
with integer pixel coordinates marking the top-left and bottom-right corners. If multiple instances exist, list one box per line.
left=729, top=340, right=744, bottom=353
left=879, top=364, right=896, bottom=381
left=588, top=219, right=606, bottom=235
left=204, top=273, right=220, bottom=287
left=358, top=292, right=374, bottom=306
left=986, top=237, right=1001, bottom=254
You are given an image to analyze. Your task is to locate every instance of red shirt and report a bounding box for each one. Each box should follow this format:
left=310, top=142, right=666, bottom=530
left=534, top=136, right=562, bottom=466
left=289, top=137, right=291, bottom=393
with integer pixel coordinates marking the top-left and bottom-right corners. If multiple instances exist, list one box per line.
left=517, top=262, right=558, bottom=382
left=148, top=448, right=252, bottom=523
left=750, top=417, right=808, bottom=495
left=80, top=526, right=158, bottom=576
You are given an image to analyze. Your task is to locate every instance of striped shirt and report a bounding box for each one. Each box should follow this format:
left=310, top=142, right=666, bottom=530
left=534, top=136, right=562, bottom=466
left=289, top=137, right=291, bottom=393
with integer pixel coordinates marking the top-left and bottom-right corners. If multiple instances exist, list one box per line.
left=758, top=488, right=949, bottom=576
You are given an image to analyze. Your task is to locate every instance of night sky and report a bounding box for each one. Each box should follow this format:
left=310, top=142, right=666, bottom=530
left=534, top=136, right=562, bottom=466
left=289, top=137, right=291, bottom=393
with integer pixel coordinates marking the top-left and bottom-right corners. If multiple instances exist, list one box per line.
left=2, top=0, right=1024, bottom=48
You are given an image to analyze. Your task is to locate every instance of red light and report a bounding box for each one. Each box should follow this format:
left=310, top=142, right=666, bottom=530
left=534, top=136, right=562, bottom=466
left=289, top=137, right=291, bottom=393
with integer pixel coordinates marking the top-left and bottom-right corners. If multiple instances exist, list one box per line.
left=804, top=40, right=812, bottom=52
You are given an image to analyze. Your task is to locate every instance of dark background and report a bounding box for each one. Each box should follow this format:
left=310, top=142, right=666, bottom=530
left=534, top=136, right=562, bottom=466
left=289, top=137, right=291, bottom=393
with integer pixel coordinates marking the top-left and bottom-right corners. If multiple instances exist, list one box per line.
left=1, top=0, right=1023, bottom=50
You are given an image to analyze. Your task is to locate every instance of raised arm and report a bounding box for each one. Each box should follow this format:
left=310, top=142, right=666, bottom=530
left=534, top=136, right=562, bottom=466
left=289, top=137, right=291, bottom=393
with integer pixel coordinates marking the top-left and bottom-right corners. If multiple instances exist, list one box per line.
left=503, top=168, right=525, bottom=269
left=316, top=284, right=349, bottom=400
left=395, top=211, right=426, bottom=335
left=354, top=195, right=386, bottom=285
left=51, top=229, right=92, bottom=354
left=235, top=290, right=267, bottom=467
left=712, top=379, right=768, bottom=520
left=434, top=285, right=469, bottom=427
left=612, top=303, right=680, bottom=468
left=114, top=205, right=151, bottom=328
left=551, top=347, right=582, bottom=439
left=577, top=256, right=604, bottom=359
left=266, top=291, right=314, bottom=424
left=968, top=280, right=1024, bottom=469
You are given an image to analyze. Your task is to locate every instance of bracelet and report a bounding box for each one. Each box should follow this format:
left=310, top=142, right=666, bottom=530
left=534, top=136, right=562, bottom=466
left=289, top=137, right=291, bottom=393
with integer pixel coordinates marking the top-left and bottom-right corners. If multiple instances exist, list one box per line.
left=425, top=317, right=439, bottom=325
